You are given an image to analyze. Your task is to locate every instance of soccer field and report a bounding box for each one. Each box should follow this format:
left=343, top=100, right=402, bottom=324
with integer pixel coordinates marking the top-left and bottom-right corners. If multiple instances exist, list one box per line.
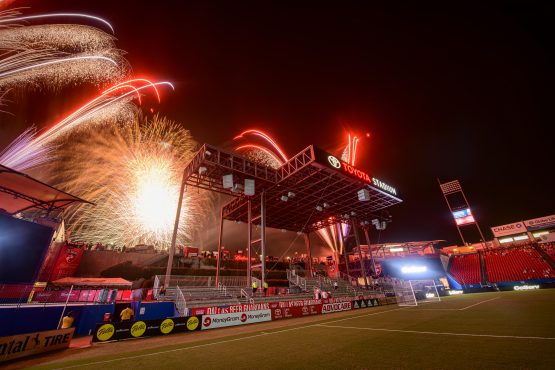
left=28, top=290, right=555, bottom=369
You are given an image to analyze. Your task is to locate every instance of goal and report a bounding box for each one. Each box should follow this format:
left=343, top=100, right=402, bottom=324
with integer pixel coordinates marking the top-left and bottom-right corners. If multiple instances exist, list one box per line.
left=392, top=279, right=441, bottom=306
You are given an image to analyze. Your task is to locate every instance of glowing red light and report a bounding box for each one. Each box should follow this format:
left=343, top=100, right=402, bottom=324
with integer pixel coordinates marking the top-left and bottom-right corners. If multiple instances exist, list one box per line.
left=234, top=129, right=288, bottom=162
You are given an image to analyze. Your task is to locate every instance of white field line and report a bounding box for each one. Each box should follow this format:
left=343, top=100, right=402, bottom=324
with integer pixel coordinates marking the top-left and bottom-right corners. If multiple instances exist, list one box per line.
left=315, top=324, right=555, bottom=340
left=53, top=307, right=403, bottom=369
left=413, top=296, right=501, bottom=311
left=458, top=296, right=500, bottom=310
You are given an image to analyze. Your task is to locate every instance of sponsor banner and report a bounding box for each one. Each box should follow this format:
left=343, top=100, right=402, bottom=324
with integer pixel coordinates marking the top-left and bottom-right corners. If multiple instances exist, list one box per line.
left=50, top=245, right=84, bottom=281
left=351, top=297, right=380, bottom=309
left=271, top=305, right=322, bottom=320
left=269, top=299, right=322, bottom=309
left=190, top=302, right=269, bottom=316
left=92, top=316, right=201, bottom=342
left=491, top=222, right=526, bottom=237
left=524, top=214, right=555, bottom=231
left=322, top=301, right=352, bottom=314
left=0, top=328, right=74, bottom=363
left=201, top=309, right=271, bottom=330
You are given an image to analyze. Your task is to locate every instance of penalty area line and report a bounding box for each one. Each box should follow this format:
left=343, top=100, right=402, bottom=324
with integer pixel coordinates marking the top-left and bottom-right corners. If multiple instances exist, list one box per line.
left=53, top=307, right=403, bottom=369
left=316, top=324, right=555, bottom=340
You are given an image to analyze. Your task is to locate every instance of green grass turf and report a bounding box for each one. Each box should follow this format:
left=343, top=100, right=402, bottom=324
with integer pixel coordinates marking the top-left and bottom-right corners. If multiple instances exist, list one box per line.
left=32, top=290, right=555, bottom=369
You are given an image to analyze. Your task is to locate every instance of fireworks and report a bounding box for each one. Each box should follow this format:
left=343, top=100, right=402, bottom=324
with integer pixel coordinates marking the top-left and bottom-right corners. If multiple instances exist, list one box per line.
left=0, top=79, right=173, bottom=171
left=0, top=9, right=128, bottom=102
left=49, top=115, right=208, bottom=250
left=233, top=129, right=288, bottom=169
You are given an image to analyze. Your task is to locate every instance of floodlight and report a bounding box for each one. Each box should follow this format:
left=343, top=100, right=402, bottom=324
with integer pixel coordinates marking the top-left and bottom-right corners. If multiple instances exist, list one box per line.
left=287, top=191, right=296, bottom=198
left=315, top=205, right=323, bottom=212
left=281, top=195, right=288, bottom=202
left=198, top=166, right=207, bottom=175
left=244, top=179, right=255, bottom=196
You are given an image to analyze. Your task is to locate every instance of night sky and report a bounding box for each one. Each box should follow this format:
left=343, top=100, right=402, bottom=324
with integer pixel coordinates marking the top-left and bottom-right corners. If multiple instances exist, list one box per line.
left=3, top=1, right=554, bottom=247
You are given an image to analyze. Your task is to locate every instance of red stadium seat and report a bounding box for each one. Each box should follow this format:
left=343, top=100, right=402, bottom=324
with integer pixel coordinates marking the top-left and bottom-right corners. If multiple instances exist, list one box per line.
left=449, top=253, right=481, bottom=284
left=484, top=245, right=555, bottom=282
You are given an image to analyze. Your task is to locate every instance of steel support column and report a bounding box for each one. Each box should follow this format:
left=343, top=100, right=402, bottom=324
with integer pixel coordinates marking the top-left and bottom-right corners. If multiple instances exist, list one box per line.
left=165, top=171, right=187, bottom=287
left=351, top=219, right=368, bottom=289
left=247, top=197, right=252, bottom=287
left=215, top=206, right=224, bottom=286
left=363, top=227, right=378, bottom=282
left=260, top=191, right=267, bottom=288
left=303, top=233, right=313, bottom=277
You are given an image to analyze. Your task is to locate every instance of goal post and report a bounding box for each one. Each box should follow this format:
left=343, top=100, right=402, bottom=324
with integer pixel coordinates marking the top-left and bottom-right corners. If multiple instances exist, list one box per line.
left=392, top=278, right=417, bottom=306
left=392, top=278, right=441, bottom=306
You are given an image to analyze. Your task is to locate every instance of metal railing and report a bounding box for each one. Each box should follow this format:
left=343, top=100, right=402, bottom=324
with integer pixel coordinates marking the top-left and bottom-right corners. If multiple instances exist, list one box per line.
left=174, top=285, right=188, bottom=317
left=241, top=288, right=254, bottom=304
left=286, top=270, right=306, bottom=291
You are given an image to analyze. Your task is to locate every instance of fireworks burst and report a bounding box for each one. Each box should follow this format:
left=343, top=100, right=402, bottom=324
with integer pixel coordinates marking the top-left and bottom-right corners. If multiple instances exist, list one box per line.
left=0, top=8, right=127, bottom=102
left=48, top=115, right=208, bottom=250
left=0, top=79, right=172, bottom=171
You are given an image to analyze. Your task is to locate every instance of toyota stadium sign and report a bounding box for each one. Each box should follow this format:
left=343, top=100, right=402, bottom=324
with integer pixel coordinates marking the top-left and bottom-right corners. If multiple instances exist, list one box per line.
left=313, top=147, right=398, bottom=196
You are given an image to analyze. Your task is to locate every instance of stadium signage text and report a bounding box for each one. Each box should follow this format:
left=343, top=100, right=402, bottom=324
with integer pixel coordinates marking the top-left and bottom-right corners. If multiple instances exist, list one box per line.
left=513, top=285, right=540, bottom=291
left=372, top=177, right=397, bottom=196
left=201, top=309, right=272, bottom=330
left=448, top=290, right=464, bottom=295
left=491, top=222, right=526, bottom=238
left=0, top=328, right=74, bottom=363
left=322, top=302, right=352, bottom=314
left=523, top=214, right=555, bottom=230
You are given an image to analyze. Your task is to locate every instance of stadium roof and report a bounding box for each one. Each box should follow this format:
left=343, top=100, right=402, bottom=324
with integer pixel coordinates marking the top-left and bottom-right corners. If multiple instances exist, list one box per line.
left=0, top=164, right=91, bottom=215
left=183, top=144, right=402, bottom=233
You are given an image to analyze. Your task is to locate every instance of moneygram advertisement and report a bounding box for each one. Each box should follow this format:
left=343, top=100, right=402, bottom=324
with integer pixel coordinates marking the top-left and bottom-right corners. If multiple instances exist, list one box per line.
left=92, top=316, right=202, bottom=342
left=201, top=309, right=272, bottom=330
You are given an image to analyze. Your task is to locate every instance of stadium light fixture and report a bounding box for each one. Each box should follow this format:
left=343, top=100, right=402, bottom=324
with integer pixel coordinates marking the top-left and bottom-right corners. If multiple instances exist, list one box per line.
left=205, top=150, right=212, bottom=156
left=315, top=205, right=323, bottom=212
left=198, top=166, right=207, bottom=175
left=287, top=191, right=296, bottom=198
left=280, top=195, right=288, bottom=202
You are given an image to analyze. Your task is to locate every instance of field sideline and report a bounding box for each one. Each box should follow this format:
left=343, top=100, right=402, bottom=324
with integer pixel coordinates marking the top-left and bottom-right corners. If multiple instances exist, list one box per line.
left=10, top=289, right=555, bottom=369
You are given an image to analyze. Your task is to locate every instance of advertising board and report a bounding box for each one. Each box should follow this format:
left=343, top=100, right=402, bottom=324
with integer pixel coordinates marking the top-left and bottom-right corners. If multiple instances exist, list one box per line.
left=0, top=328, right=74, bottom=363
left=92, top=316, right=201, bottom=342
left=201, top=309, right=271, bottom=330
left=491, top=222, right=526, bottom=237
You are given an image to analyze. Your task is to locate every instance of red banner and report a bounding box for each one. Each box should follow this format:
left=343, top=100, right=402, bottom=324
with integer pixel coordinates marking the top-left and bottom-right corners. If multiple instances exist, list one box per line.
left=271, top=304, right=322, bottom=320
left=49, top=245, right=84, bottom=281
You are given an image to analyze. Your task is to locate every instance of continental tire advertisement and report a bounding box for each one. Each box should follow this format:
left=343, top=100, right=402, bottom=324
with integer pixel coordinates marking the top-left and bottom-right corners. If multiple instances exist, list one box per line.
left=92, top=316, right=202, bottom=342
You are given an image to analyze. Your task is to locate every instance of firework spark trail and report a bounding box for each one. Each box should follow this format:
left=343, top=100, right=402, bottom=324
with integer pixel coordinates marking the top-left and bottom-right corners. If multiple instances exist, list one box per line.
left=0, top=9, right=128, bottom=105
left=0, top=9, right=114, bottom=33
left=50, top=116, right=208, bottom=249
left=0, top=80, right=173, bottom=171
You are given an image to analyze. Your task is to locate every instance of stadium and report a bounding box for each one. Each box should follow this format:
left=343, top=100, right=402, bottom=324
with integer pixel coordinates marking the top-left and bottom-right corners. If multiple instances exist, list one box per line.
left=1, top=1, right=554, bottom=369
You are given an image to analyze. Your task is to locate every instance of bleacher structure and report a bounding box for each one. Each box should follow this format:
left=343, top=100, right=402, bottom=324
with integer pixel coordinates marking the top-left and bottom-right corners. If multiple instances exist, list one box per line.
left=447, top=243, right=555, bottom=287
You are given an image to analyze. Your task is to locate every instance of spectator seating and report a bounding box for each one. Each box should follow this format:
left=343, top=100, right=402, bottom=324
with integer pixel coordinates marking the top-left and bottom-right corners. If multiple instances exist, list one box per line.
left=449, top=253, right=481, bottom=285
left=484, top=245, right=555, bottom=282
left=539, top=242, right=555, bottom=262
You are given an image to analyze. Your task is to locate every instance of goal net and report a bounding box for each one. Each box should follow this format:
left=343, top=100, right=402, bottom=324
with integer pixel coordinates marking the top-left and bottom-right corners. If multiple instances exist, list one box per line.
left=392, top=279, right=441, bottom=306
